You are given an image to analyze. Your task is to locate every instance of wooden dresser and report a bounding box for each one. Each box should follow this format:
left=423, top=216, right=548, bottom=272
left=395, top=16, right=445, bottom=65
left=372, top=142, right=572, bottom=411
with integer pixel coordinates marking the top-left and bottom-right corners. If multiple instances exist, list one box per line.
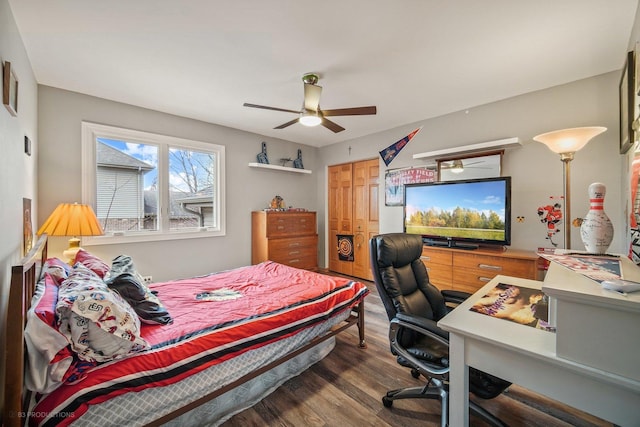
left=420, top=245, right=539, bottom=294
left=251, top=211, right=318, bottom=270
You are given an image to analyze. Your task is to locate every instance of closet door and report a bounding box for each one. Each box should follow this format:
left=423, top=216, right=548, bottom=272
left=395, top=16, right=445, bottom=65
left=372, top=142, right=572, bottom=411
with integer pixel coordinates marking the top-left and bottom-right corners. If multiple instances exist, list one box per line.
left=328, top=163, right=353, bottom=276
left=328, top=159, right=379, bottom=280
left=352, top=159, right=379, bottom=280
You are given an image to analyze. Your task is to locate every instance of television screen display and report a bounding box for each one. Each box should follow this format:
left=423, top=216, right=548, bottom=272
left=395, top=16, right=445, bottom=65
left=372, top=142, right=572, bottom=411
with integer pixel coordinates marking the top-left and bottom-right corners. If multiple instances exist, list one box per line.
left=404, top=176, right=511, bottom=248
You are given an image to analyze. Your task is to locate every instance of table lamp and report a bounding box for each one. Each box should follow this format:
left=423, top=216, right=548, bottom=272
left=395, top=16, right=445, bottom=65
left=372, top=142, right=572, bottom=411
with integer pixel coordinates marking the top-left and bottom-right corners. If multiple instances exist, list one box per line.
left=37, top=202, right=104, bottom=263
left=533, top=126, right=606, bottom=249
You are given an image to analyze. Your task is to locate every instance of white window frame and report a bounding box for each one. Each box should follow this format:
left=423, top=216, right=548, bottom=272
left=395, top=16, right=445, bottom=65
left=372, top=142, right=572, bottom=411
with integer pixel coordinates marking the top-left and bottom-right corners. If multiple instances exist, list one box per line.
left=81, top=122, right=226, bottom=245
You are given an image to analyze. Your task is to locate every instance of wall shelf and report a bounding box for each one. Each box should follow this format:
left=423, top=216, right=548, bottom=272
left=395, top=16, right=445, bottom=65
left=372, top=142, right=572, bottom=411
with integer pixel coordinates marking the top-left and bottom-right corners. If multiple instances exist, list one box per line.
left=412, top=137, right=521, bottom=161
left=248, top=162, right=312, bottom=174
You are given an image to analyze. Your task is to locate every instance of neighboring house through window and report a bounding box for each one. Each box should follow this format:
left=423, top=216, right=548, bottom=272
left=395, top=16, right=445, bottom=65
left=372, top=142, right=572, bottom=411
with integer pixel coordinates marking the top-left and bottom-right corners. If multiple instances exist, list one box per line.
left=81, top=122, right=225, bottom=245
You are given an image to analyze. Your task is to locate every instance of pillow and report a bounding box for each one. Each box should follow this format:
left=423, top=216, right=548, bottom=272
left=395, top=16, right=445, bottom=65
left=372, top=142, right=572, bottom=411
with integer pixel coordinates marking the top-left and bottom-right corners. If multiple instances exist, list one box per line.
left=73, top=249, right=110, bottom=278
left=57, top=264, right=149, bottom=363
left=105, top=255, right=172, bottom=325
left=24, top=273, right=75, bottom=393
left=43, top=257, right=73, bottom=284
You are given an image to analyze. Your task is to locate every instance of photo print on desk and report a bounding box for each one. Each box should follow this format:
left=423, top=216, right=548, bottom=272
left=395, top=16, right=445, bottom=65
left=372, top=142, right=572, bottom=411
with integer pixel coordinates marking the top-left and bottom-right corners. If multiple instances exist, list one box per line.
left=470, top=283, right=554, bottom=332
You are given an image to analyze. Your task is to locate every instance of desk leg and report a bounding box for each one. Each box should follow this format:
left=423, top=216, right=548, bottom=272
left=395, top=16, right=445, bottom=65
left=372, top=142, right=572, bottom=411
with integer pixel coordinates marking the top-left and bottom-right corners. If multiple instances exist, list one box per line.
left=449, top=333, right=469, bottom=427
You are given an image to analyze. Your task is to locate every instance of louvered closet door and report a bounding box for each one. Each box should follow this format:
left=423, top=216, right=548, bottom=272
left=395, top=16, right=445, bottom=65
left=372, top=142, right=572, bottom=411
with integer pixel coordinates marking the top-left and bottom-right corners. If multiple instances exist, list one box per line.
left=328, top=159, right=379, bottom=280
left=328, top=163, right=353, bottom=276
left=352, top=159, right=379, bottom=281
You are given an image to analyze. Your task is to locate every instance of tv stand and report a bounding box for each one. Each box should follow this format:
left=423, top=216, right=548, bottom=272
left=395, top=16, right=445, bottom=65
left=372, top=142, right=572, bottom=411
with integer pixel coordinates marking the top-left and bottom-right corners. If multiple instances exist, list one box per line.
left=420, top=245, right=539, bottom=294
left=424, top=239, right=479, bottom=250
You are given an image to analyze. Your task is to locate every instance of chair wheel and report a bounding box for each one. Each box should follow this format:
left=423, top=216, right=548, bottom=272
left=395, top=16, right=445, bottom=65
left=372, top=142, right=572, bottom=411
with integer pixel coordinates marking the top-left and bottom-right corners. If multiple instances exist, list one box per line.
left=382, top=396, right=393, bottom=407
left=411, top=368, right=420, bottom=379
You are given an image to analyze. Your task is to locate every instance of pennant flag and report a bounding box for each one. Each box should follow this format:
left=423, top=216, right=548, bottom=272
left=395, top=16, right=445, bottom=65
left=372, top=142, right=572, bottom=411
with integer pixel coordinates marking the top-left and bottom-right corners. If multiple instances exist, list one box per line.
left=379, top=126, right=423, bottom=166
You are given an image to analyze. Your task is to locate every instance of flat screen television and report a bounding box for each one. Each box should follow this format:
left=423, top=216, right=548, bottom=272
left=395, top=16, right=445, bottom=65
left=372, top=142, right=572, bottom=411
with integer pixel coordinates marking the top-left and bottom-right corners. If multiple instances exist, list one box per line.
left=404, top=176, right=511, bottom=249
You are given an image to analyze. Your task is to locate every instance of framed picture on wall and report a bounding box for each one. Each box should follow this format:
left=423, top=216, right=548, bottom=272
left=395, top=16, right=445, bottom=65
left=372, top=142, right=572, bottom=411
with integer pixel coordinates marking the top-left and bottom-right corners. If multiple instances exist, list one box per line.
left=620, top=50, right=635, bottom=154
left=384, top=166, right=436, bottom=206
left=23, top=198, right=33, bottom=255
left=2, top=61, right=18, bottom=117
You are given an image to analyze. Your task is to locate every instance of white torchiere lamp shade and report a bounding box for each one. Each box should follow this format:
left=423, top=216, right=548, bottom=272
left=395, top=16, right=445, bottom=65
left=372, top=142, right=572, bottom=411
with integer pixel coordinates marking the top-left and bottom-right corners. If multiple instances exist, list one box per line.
left=533, top=126, right=607, bottom=249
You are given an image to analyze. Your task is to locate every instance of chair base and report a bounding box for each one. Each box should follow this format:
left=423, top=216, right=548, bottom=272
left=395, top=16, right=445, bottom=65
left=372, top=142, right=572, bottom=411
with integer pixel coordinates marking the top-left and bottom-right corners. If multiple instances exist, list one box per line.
left=381, top=385, right=508, bottom=427
left=382, top=384, right=448, bottom=427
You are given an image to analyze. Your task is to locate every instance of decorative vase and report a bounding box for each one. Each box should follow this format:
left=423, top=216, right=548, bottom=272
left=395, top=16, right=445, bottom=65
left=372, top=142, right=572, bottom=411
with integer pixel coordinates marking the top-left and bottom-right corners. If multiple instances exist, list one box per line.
left=580, top=182, right=614, bottom=254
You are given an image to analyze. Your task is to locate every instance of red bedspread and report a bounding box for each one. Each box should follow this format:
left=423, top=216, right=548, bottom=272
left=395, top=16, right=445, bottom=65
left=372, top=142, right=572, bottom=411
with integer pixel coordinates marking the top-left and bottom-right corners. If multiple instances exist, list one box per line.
left=31, top=262, right=368, bottom=426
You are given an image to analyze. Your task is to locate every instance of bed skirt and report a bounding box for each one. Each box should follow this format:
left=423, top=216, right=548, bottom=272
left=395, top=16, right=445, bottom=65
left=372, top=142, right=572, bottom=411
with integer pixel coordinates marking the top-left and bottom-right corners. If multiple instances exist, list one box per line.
left=52, top=313, right=346, bottom=426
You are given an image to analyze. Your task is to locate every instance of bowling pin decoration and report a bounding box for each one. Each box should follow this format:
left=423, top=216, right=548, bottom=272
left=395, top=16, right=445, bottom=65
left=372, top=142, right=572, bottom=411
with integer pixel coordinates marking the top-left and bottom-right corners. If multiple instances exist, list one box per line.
left=580, top=182, right=614, bottom=254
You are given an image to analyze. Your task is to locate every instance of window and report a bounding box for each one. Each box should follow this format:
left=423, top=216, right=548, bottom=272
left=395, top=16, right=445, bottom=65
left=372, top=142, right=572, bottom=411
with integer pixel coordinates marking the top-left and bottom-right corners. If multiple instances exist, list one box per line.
left=82, top=122, right=225, bottom=245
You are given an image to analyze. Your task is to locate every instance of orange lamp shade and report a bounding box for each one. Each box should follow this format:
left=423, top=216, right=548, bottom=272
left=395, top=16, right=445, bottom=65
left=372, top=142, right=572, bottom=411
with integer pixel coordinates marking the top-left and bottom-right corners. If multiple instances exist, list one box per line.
left=37, top=203, right=104, bottom=237
left=37, top=203, right=104, bottom=263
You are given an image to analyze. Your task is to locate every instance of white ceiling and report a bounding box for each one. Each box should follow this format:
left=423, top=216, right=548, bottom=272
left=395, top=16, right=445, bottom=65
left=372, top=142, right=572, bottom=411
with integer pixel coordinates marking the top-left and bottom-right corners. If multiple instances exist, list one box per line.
left=8, top=0, right=639, bottom=148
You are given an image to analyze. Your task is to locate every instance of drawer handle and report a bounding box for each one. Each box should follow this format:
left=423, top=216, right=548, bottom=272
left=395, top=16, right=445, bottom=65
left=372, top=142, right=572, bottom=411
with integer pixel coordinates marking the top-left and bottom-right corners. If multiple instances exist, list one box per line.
left=478, top=263, right=501, bottom=271
left=300, top=219, right=307, bottom=223
left=478, top=276, right=493, bottom=282
left=421, top=256, right=431, bottom=261
left=289, top=242, right=301, bottom=247
left=289, top=259, right=300, bottom=263
left=288, top=250, right=300, bottom=255
left=277, top=226, right=285, bottom=230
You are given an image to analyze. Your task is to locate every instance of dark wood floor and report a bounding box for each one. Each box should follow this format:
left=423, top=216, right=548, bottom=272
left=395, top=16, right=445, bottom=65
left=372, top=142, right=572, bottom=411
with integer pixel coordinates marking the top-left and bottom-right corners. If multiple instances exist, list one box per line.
left=222, top=277, right=613, bottom=427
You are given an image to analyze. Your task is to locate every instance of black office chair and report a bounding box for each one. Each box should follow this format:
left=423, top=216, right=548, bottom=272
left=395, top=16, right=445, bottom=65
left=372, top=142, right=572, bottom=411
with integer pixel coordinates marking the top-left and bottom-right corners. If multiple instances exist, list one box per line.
left=369, top=233, right=511, bottom=427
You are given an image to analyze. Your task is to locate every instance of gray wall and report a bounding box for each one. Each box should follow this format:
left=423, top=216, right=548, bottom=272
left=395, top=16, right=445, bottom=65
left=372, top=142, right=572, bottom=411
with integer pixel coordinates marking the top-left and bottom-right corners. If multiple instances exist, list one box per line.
left=38, top=86, right=319, bottom=281
left=317, top=71, right=625, bottom=265
left=0, top=0, right=39, bottom=411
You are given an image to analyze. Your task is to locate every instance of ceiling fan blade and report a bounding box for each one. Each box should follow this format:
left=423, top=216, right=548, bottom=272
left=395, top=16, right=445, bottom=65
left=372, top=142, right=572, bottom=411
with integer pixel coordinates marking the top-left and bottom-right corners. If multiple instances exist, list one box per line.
left=321, top=117, right=345, bottom=133
left=321, top=106, right=377, bottom=117
left=243, top=103, right=300, bottom=114
left=304, top=84, right=322, bottom=111
left=274, top=118, right=300, bottom=130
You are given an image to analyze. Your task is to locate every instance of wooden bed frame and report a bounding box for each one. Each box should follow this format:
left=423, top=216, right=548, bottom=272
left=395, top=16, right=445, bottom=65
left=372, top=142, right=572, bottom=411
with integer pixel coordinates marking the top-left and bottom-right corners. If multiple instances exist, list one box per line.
left=3, top=234, right=366, bottom=427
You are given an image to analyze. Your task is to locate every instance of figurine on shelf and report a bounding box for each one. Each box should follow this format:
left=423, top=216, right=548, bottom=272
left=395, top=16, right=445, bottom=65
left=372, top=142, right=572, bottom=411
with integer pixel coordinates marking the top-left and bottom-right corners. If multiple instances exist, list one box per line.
left=257, top=142, right=269, bottom=164
left=270, top=195, right=286, bottom=210
left=293, top=149, right=304, bottom=169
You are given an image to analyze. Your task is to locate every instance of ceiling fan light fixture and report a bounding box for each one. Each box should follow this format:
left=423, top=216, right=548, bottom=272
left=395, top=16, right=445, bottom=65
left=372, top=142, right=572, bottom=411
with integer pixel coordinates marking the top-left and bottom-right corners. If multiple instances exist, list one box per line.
left=450, top=160, right=464, bottom=174
left=299, top=110, right=322, bottom=127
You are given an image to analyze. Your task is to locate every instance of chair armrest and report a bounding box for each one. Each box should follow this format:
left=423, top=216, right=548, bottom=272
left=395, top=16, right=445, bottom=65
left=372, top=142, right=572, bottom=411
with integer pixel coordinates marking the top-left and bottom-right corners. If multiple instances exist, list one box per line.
left=390, top=314, right=450, bottom=376
left=441, top=289, right=471, bottom=305
left=396, top=312, right=449, bottom=341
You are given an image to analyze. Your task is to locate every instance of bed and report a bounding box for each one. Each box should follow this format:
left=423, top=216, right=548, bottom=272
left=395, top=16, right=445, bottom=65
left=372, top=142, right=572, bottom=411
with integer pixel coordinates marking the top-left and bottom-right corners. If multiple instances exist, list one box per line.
left=3, top=235, right=368, bottom=426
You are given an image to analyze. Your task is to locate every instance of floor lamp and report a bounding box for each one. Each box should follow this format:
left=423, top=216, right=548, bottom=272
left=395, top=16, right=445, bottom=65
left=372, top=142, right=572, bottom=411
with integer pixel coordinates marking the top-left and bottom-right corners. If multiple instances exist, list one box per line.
left=533, top=126, right=606, bottom=249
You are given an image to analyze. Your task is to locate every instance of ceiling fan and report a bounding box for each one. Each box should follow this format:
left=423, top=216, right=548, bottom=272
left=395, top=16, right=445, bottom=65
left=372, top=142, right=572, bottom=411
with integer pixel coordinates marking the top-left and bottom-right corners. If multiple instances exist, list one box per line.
left=439, top=159, right=493, bottom=174
left=243, top=73, right=377, bottom=133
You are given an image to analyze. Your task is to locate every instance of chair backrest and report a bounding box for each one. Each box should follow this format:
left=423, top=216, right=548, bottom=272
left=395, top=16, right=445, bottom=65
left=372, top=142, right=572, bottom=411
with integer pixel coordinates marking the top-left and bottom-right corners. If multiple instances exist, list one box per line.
left=370, top=233, right=448, bottom=322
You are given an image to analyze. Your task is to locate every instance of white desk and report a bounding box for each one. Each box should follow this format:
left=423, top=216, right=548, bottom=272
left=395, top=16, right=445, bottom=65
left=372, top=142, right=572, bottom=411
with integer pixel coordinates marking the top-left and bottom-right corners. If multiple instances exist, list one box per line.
left=438, top=274, right=640, bottom=427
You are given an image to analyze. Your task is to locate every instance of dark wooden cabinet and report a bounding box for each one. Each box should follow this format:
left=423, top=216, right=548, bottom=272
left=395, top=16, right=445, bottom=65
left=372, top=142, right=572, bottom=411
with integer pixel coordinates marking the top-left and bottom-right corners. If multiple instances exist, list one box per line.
left=251, top=211, right=318, bottom=270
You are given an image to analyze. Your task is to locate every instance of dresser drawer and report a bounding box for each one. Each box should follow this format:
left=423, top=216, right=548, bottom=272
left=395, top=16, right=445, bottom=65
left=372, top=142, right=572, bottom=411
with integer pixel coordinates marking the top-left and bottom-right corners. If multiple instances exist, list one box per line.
left=453, top=269, right=498, bottom=293
left=424, top=262, right=453, bottom=289
left=266, top=213, right=316, bottom=237
left=453, top=252, right=536, bottom=279
left=421, top=249, right=453, bottom=266
left=270, top=253, right=317, bottom=270
left=268, top=235, right=317, bottom=252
